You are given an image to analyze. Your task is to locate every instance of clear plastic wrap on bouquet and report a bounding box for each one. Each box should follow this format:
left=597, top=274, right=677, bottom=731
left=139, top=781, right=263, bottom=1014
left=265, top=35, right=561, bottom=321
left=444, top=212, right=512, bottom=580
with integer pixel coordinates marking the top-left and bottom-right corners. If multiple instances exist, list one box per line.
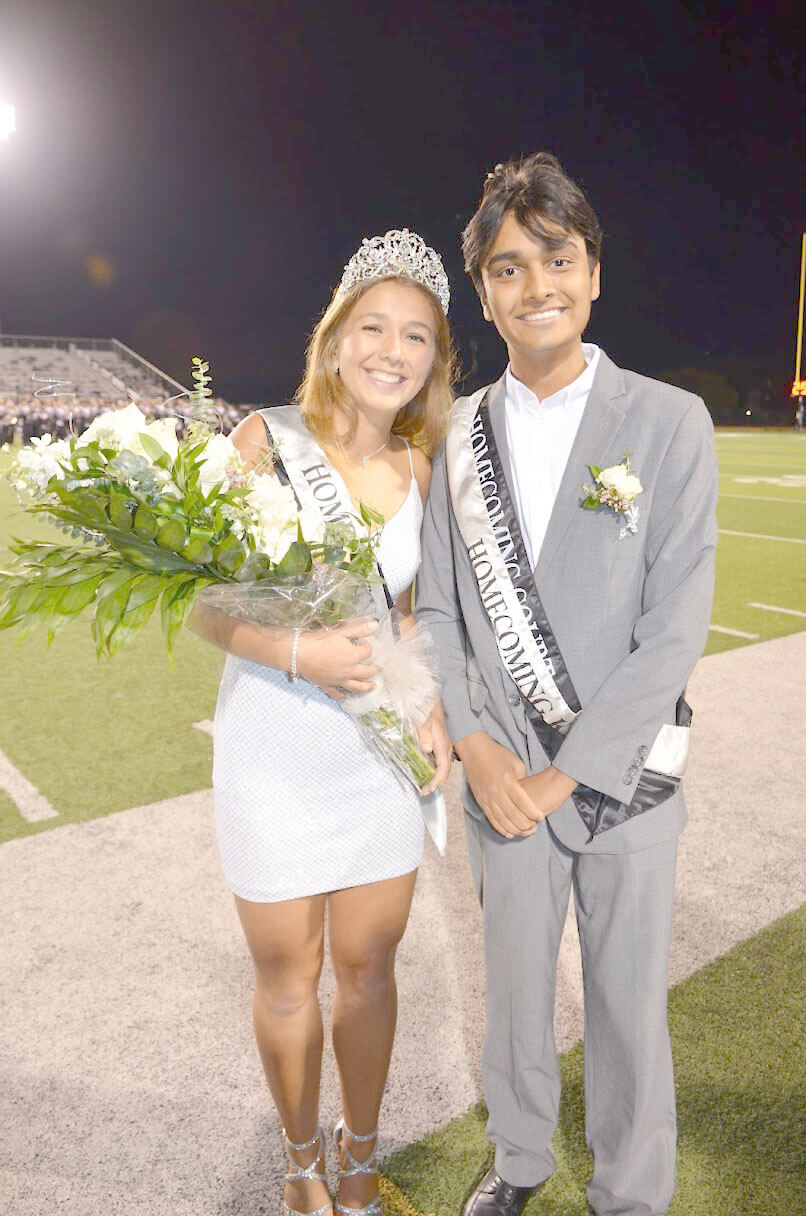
left=199, top=566, right=437, bottom=792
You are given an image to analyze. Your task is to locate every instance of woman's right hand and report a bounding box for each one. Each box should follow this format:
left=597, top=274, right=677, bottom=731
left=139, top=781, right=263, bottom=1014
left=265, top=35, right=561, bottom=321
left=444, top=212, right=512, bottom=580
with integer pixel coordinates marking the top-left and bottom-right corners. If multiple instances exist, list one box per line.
left=295, top=618, right=379, bottom=699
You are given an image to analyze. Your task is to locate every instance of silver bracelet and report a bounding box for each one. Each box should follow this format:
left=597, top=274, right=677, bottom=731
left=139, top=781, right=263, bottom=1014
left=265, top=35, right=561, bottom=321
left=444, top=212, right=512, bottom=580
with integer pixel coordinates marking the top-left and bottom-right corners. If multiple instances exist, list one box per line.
left=288, top=628, right=302, bottom=683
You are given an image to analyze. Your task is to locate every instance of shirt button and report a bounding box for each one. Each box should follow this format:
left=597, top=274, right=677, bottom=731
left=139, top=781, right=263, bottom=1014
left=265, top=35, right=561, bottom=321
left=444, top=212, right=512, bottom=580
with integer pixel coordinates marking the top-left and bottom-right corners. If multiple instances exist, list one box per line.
left=508, top=693, right=520, bottom=707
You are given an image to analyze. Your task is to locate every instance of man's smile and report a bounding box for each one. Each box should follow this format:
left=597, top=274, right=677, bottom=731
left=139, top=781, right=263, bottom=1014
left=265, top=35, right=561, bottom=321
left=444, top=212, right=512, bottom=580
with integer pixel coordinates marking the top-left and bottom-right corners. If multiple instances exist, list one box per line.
left=517, top=307, right=567, bottom=324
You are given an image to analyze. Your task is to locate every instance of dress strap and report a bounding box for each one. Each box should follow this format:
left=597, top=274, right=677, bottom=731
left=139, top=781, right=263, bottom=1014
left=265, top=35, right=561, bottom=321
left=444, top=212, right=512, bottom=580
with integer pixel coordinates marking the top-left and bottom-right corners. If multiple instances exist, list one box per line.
left=400, top=437, right=415, bottom=481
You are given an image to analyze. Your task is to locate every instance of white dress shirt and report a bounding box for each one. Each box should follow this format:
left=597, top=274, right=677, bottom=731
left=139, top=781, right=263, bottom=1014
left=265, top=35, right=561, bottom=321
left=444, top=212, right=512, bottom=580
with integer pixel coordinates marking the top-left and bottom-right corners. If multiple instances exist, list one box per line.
left=504, top=343, right=601, bottom=569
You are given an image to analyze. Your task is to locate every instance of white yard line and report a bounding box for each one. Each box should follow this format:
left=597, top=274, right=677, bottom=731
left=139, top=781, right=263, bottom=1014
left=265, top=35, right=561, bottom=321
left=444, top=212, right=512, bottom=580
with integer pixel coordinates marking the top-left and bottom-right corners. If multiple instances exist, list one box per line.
left=709, top=624, right=759, bottom=639
left=748, top=602, right=806, bottom=619
left=0, top=749, right=58, bottom=822
left=718, top=528, right=806, bottom=544
left=719, top=493, right=806, bottom=505
left=192, top=719, right=214, bottom=736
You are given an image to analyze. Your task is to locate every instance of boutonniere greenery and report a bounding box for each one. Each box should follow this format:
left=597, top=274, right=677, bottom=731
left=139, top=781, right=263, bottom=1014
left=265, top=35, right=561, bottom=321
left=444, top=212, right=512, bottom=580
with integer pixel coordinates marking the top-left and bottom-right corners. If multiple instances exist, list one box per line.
left=582, top=452, right=643, bottom=538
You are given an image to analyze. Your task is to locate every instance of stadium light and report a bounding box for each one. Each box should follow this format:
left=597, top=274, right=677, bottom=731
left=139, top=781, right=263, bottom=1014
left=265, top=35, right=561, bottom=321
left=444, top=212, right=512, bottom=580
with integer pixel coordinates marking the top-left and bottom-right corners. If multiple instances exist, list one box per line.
left=792, top=233, right=806, bottom=399
left=0, top=100, right=16, bottom=141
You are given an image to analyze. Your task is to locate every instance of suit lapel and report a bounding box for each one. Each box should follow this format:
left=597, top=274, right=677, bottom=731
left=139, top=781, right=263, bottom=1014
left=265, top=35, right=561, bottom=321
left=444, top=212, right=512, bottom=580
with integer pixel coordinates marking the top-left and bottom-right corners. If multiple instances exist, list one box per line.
left=534, top=351, right=629, bottom=580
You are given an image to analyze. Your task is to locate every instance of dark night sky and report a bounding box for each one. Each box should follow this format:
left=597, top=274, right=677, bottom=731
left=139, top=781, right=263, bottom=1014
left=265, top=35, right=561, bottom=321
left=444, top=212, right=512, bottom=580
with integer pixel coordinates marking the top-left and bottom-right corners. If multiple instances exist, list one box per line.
left=1, top=0, right=803, bottom=403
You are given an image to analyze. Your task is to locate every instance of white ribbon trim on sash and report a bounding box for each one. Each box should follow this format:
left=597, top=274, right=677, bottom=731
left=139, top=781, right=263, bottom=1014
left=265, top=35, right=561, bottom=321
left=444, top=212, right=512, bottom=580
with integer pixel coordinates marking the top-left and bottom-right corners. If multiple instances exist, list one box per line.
left=446, top=391, right=577, bottom=733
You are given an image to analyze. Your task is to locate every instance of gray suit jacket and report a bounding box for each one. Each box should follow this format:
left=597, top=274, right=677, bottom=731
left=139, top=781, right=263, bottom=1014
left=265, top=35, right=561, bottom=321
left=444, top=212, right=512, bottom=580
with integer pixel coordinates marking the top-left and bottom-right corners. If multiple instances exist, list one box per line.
left=416, top=350, right=718, bottom=855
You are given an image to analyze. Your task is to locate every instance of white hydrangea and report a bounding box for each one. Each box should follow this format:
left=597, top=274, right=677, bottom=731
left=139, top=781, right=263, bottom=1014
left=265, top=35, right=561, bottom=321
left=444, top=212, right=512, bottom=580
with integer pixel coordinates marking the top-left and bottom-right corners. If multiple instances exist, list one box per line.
left=245, top=472, right=325, bottom=563
left=9, top=434, right=72, bottom=496
left=78, top=403, right=149, bottom=452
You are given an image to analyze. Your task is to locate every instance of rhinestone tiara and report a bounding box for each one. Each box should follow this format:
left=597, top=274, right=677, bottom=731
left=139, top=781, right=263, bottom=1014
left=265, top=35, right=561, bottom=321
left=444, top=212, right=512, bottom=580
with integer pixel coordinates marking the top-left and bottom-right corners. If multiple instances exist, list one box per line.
left=338, top=228, right=450, bottom=314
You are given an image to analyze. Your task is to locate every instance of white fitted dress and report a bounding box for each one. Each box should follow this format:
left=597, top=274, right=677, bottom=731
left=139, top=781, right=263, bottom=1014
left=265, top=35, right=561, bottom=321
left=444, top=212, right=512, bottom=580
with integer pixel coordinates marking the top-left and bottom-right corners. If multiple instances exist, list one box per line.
left=212, top=455, right=426, bottom=903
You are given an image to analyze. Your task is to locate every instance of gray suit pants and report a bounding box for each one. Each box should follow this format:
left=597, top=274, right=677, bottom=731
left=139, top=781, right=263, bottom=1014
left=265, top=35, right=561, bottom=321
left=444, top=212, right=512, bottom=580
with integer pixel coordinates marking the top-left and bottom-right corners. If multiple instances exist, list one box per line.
left=465, top=811, right=678, bottom=1216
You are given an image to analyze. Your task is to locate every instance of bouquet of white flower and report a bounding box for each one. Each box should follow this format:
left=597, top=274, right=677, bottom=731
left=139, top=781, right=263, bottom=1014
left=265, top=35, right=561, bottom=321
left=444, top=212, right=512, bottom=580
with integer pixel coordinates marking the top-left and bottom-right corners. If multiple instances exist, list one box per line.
left=0, top=359, right=437, bottom=790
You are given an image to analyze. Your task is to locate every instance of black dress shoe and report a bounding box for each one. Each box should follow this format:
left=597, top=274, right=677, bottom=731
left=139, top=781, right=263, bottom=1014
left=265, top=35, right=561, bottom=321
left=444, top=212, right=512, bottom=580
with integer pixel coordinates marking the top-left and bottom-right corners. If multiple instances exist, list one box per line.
left=461, top=1166, right=544, bottom=1216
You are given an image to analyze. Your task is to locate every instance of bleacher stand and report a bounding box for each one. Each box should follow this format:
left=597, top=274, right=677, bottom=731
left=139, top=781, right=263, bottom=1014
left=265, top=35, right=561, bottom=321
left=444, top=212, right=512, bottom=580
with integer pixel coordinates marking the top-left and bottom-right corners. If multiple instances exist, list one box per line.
left=0, top=336, right=252, bottom=444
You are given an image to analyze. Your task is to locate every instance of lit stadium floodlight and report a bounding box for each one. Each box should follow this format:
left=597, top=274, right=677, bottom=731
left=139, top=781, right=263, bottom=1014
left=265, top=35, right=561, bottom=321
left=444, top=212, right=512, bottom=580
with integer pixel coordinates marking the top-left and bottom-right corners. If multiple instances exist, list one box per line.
left=0, top=100, right=17, bottom=141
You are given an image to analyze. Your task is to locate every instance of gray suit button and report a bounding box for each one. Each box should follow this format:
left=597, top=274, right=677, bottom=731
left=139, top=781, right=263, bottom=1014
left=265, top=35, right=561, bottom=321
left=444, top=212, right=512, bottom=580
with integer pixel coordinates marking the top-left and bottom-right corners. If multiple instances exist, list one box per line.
left=507, top=693, right=520, bottom=707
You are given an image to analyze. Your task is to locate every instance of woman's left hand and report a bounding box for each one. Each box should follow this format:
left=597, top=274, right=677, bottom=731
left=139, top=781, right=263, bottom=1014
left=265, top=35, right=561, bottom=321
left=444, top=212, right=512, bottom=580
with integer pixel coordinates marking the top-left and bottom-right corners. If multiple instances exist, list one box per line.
left=417, top=700, right=453, bottom=795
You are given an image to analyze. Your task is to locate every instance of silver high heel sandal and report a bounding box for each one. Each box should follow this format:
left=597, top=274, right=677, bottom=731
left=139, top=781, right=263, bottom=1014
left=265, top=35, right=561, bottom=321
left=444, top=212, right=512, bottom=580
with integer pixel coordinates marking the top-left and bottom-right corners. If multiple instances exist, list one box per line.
left=283, top=1126, right=332, bottom=1216
left=333, top=1118, right=382, bottom=1216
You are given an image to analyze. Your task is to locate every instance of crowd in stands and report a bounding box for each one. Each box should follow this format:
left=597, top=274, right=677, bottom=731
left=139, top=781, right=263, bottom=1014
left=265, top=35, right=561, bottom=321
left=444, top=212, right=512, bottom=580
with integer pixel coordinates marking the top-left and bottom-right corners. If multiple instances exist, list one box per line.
left=0, top=395, right=252, bottom=447
left=1, top=340, right=256, bottom=448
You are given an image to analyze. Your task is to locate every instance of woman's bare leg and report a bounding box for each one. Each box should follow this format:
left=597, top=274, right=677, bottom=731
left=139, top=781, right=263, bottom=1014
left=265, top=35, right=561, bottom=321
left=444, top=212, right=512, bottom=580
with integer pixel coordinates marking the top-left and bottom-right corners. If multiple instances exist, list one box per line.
left=327, top=870, right=418, bottom=1208
left=235, top=893, right=330, bottom=1213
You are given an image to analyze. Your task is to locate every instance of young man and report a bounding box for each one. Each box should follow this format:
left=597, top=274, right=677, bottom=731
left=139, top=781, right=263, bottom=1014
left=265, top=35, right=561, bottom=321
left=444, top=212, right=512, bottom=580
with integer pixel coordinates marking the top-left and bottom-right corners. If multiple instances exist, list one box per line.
left=416, top=153, right=718, bottom=1216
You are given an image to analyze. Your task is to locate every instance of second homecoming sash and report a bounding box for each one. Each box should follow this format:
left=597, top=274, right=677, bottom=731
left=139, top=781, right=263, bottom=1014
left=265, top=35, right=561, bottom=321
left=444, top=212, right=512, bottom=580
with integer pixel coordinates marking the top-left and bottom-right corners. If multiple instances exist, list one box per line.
left=446, top=389, right=690, bottom=837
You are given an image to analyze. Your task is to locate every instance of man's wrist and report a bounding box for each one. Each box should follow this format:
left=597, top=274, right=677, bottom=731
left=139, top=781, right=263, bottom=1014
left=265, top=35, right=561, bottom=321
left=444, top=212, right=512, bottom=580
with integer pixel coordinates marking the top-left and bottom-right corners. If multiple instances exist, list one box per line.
left=547, top=764, right=579, bottom=797
left=453, top=731, right=487, bottom=762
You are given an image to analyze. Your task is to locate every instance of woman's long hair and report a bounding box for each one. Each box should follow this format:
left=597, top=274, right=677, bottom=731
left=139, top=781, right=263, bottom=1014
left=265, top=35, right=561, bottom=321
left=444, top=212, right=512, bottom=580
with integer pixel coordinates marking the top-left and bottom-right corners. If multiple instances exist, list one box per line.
left=295, top=275, right=457, bottom=456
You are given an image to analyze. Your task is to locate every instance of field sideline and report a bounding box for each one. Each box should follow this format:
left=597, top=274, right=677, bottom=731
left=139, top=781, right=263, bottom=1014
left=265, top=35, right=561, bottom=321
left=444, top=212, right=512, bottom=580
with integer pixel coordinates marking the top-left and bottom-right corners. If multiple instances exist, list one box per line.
left=0, top=428, right=804, bottom=1215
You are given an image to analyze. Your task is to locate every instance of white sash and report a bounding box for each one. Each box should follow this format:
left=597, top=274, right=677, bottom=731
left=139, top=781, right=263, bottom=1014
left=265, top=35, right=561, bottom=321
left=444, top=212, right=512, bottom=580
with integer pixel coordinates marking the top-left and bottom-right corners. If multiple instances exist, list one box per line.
left=446, top=390, right=577, bottom=732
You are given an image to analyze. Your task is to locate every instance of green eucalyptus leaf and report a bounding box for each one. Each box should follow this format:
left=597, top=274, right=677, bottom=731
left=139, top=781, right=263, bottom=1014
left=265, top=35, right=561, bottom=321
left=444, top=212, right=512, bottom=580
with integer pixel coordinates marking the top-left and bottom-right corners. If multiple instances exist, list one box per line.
left=277, top=541, right=312, bottom=577
left=133, top=505, right=158, bottom=540
left=156, top=518, right=188, bottom=553
left=183, top=535, right=214, bottom=564
left=108, top=495, right=134, bottom=532
left=212, top=535, right=246, bottom=575
left=589, top=464, right=602, bottom=479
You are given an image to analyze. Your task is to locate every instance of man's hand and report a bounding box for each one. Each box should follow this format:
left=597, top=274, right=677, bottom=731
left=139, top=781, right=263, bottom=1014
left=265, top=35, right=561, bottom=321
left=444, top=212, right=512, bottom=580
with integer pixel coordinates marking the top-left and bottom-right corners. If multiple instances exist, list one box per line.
left=519, top=766, right=579, bottom=819
left=454, top=732, right=539, bottom=839
left=417, top=701, right=453, bottom=795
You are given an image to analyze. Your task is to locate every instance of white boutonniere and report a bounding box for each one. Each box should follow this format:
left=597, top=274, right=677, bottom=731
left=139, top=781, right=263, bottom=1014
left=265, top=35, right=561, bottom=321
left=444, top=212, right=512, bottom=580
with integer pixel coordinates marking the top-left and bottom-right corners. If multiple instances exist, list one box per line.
left=582, top=452, right=643, bottom=538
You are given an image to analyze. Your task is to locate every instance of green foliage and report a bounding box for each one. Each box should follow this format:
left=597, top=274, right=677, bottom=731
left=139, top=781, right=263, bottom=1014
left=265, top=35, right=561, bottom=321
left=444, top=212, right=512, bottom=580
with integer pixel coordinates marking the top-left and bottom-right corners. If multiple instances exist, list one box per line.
left=190, top=356, right=213, bottom=407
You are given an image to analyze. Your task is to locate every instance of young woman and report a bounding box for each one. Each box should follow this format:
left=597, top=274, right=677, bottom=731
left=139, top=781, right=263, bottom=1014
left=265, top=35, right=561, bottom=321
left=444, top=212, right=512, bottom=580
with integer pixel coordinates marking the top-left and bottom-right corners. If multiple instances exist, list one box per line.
left=189, top=231, right=454, bottom=1216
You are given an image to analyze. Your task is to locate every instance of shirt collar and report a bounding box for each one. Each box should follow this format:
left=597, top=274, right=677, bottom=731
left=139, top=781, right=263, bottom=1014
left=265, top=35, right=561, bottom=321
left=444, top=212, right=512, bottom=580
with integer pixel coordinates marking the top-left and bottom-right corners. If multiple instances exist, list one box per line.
left=505, top=343, right=600, bottom=416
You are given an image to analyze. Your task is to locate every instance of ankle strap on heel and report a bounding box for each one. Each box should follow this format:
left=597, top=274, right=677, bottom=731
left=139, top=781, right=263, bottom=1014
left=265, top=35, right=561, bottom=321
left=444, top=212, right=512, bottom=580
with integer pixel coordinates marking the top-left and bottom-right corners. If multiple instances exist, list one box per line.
left=283, top=1125, right=328, bottom=1184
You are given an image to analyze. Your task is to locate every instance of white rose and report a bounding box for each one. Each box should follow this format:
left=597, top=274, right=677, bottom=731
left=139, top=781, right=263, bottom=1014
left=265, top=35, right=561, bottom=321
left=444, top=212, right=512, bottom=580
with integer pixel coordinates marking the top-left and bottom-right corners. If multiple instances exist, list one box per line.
left=79, top=403, right=148, bottom=452
left=598, top=465, right=642, bottom=500
left=198, top=433, right=241, bottom=497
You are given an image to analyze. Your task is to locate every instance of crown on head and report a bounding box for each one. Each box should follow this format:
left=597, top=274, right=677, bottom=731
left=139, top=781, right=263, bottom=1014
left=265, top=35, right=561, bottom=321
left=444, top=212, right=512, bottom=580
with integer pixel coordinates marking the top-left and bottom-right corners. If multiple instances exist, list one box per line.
left=338, top=228, right=450, bottom=314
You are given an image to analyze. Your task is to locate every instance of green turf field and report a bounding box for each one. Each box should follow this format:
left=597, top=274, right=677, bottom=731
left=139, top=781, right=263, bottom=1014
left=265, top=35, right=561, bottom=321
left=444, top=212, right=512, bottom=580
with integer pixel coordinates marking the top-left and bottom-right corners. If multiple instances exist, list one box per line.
left=381, top=906, right=806, bottom=1216
left=1, top=429, right=804, bottom=842
left=710, top=431, right=806, bottom=654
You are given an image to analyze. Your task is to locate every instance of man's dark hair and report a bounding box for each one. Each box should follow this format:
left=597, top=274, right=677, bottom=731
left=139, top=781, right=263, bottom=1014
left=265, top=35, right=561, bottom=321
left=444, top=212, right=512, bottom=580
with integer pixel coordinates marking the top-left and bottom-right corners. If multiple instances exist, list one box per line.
left=462, top=152, right=603, bottom=292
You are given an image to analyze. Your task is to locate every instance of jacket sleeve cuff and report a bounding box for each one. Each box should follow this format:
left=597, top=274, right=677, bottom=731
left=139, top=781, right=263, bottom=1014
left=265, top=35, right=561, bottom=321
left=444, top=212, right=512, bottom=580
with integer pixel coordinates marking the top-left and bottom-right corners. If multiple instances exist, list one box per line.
left=554, top=731, right=652, bottom=805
